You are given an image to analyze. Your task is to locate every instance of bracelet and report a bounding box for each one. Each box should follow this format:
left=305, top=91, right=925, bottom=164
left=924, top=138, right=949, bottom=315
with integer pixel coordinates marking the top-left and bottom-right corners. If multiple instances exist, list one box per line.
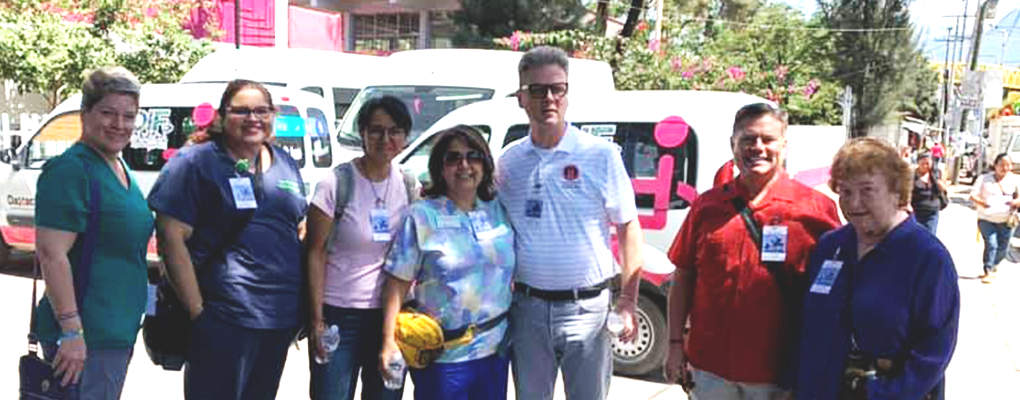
left=56, top=311, right=79, bottom=322
left=57, top=329, right=84, bottom=345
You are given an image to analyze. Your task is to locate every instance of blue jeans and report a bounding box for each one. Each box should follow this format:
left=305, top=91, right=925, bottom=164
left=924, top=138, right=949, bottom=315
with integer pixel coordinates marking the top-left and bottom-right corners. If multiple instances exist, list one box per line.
left=410, top=354, right=509, bottom=400
left=308, top=305, right=403, bottom=400
left=509, top=289, right=612, bottom=400
left=185, top=311, right=295, bottom=400
left=978, top=219, right=1015, bottom=274
left=915, top=211, right=939, bottom=235
left=42, top=343, right=133, bottom=400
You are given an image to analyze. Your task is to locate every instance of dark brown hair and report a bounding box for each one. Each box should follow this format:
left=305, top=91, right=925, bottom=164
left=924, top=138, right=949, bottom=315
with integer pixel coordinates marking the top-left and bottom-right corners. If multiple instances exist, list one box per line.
left=190, top=79, right=275, bottom=144
left=423, top=125, right=496, bottom=202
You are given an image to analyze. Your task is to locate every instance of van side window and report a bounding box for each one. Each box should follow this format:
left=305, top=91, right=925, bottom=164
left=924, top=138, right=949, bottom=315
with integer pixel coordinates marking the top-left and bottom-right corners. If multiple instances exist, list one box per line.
left=503, top=124, right=530, bottom=147
left=332, top=88, right=360, bottom=118
left=27, top=112, right=81, bottom=169
left=307, top=107, right=332, bottom=168
left=122, top=107, right=194, bottom=171
left=275, top=105, right=306, bottom=168
left=301, top=86, right=325, bottom=97
left=599, top=120, right=697, bottom=209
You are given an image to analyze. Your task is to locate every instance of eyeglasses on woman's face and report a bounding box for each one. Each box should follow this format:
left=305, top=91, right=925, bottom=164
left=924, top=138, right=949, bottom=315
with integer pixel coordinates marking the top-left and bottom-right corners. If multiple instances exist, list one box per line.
left=227, top=106, right=275, bottom=119
left=365, top=125, right=408, bottom=141
left=443, top=150, right=485, bottom=167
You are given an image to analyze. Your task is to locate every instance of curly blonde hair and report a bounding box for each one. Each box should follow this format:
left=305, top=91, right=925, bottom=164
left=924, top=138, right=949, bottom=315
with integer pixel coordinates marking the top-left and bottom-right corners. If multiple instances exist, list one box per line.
left=829, top=137, right=912, bottom=207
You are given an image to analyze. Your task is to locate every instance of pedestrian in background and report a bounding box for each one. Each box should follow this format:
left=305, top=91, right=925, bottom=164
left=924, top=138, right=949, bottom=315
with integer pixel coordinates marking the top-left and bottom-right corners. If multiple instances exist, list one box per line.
left=305, top=95, right=416, bottom=400
left=909, top=152, right=946, bottom=234
left=33, top=66, right=154, bottom=399
left=931, top=141, right=945, bottom=170
left=380, top=125, right=515, bottom=400
left=148, top=79, right=308, bottom=400
left=794, top=137, right=959, bottom=400
left=970, top=153, right=1020, bottom=284
left=664, top=103, right=840, bottom=400
left=497, top=46, right=644, bottom=400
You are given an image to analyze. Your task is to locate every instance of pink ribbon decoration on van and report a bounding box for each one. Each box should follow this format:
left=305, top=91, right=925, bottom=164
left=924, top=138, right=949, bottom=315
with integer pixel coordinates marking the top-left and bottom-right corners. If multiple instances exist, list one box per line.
left=631, top=116, right=698, bottom=231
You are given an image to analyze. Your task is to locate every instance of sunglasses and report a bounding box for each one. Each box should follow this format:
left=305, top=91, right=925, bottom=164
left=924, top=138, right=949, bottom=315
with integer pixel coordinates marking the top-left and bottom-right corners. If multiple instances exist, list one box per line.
left=227, top=106, right=275, bottom=118
left=521, top=83, right=568, bottom=99
left=444, top=150, right=485, bottom=166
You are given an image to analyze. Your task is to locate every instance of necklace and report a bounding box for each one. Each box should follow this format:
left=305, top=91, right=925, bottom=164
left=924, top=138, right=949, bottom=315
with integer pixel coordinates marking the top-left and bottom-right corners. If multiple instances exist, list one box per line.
left=361, top=158, right=392, bottom=208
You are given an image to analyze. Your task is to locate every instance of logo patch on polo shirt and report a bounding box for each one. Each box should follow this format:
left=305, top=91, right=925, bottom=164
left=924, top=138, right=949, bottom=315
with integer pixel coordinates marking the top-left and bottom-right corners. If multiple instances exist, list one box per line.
left=277, top=179, right=302, bottom=195
left=563, top=165, right=579, bottom=180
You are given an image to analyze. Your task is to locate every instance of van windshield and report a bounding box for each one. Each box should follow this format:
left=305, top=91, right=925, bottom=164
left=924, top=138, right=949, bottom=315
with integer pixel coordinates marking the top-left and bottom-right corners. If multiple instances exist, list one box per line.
left=337, top=85, right=495, bottom=146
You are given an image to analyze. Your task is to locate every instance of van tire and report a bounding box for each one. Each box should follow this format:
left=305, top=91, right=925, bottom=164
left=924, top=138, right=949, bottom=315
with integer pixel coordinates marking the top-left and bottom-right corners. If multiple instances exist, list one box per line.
left=611, top=294, right=667, bottom=376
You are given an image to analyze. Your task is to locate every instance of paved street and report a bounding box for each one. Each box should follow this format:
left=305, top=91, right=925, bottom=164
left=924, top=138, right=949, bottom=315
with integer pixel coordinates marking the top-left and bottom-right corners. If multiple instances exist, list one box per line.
left=1, top=185, right=1018, bottom=399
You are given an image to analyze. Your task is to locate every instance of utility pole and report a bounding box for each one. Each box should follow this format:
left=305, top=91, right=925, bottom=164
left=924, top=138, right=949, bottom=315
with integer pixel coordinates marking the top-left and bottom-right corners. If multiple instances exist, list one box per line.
left=595, top=0, right=609, bottom=36
left=939, top=27, right=953, bottom=141
left=655, top=0, right=664, bottom=42
left=235, top=0, right=241, bottom=49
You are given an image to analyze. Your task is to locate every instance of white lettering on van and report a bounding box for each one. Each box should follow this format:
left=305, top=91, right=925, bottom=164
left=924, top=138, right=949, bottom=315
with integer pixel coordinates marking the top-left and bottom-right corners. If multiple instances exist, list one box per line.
left=131, top=108, right=173, bottom=150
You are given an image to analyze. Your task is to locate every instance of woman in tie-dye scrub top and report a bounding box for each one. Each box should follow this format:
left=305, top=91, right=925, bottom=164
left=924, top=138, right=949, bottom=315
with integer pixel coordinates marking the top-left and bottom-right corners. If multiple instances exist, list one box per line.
left=379, top=125, right=515, bottom=400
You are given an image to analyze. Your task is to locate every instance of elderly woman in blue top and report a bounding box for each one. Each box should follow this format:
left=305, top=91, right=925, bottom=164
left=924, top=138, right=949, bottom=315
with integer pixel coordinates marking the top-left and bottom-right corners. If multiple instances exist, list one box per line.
left=379, top=125, right=515, bottom=400
left=793, top=138, right=959, bottom=400
left=148, top=79, right=308, bottom=400
left=34, top=66, right=154, bottom=399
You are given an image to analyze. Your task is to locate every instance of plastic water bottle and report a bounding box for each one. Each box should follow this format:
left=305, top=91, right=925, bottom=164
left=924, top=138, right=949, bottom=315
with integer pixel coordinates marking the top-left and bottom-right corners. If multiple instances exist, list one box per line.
left=382, top=352, right=406, bottom=390
left=315, top=325, right=340, bottom=364
left=606, top=310, right=625, bottom=337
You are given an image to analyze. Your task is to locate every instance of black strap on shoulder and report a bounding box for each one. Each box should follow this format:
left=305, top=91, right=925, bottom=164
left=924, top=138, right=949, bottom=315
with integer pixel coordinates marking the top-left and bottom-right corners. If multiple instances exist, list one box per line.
left=28, top=160, right=103, bottom=351
left=730, top=197, right=793, bottom=305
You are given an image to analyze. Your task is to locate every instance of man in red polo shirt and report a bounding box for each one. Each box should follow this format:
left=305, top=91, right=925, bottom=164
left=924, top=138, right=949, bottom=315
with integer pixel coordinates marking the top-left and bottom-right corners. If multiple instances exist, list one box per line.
left=663, top=103, right=840, bottom=399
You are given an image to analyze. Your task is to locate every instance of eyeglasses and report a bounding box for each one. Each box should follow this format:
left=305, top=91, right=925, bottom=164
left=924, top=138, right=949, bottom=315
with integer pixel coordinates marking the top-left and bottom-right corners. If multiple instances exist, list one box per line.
left=227, top=106, right=275, bottom=118
left=521, top=83, right=569, bottom=99
left=365, top=125, right=408, bottom=141
left=443, top=150, right=485, bottom=166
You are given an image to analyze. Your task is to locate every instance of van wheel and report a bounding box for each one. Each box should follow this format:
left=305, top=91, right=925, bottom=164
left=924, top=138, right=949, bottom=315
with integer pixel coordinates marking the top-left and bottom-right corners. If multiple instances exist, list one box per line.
left=612, top=294, right=667, bottom=376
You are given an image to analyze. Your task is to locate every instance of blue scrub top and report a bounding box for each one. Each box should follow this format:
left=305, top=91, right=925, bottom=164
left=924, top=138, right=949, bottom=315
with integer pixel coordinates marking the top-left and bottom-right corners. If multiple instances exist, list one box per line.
left=148, top=140, right=308, bottom=330
left=793, top=216, right=959, bottom=400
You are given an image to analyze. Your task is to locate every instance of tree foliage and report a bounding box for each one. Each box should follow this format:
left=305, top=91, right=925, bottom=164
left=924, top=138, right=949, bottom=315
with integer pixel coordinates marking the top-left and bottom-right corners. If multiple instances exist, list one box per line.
left=820, top=0, right=920, bottom=136
left=453, top=0, right=587, bottom=47
left=0, top=0, right=216, bottom=110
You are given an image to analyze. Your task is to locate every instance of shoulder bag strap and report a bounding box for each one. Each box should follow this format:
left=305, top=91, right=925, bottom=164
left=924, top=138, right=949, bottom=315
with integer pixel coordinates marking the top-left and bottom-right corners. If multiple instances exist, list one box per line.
left=730, top=197, right=791, bottom=303
left=324, top=162, right=355, bottom=248
left=28, top=159, right=102, bottom=350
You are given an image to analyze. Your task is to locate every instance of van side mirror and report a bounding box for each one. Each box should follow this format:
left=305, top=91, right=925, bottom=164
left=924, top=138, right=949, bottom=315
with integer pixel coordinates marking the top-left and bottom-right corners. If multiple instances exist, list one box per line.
left=0, top=148, right=10, bottom=164
left=7, top=148, right=22, bottom=170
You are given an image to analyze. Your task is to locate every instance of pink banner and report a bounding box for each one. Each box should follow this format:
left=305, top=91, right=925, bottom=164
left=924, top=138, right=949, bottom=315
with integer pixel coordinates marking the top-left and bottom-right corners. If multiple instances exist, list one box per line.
left=289, top=6, right=344, bottom=51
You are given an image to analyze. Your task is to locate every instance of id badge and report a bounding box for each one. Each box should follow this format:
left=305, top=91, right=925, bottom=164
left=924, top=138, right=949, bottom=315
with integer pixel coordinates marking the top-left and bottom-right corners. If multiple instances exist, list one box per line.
left=145, top=284, right=158, bottom=317
left=469, top=211, right=493, bottom=233
left=525, top=199, right=542, bottom=218
left=370, top=208, right=391, bottom=242
left=761, top=225, right=788, bottom=262
left=437, top=215, right=461, bottom=229
left=809, top=260, right=844, bottom=294
left=229, top=177, right=258, bottom=209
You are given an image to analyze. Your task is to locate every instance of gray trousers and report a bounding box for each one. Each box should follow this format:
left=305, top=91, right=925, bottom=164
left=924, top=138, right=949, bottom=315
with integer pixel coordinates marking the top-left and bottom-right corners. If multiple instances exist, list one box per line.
left=510, top=289, right=612, bottom=400
left=43, top=343, right=133, bottom=400
left=690, top=368, right=789, bottom=400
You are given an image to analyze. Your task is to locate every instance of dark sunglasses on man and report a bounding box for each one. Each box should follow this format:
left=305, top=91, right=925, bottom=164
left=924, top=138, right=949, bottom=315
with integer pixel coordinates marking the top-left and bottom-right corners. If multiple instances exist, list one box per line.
left=520, top=83, right=569, bottom=99
left=444, top=150, right=485, bottom=166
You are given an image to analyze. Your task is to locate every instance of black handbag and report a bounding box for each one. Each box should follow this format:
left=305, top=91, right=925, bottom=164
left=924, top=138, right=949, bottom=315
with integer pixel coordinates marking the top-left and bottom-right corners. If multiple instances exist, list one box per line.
left=142, top=150, right=262, bottom=371
left=933, top=170, right=949, bottom=211
left=21, top=160, right=101, bottom=399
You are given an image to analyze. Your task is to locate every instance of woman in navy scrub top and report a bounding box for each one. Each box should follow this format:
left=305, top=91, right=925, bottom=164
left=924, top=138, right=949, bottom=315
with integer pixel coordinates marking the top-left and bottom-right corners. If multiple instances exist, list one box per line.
left=793, top=138, right=959, bottom=400
left=148, top=80, right=308, bottom=400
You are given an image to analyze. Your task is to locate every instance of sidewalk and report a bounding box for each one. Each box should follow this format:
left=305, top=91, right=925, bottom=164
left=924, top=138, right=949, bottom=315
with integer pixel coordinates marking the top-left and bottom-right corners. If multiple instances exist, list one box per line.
left=940, top=186, right=1020, bottom=399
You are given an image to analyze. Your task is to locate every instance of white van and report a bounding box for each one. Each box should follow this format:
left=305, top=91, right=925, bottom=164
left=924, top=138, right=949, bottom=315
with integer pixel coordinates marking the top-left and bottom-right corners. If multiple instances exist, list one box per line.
left=0, top=83, right=356, bottom=263
left=397, top=90, right=839, bottom=376
left=335, top=49, right=615, bottom=148
left=179, top=47, right=388, bottom=128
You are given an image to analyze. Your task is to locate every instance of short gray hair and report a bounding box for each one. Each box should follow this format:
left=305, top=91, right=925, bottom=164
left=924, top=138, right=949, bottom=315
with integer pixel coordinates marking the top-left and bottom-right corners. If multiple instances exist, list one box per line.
left=732, top=102, right=788, bottom=137
left=81, top=66, right=141, bottom=111
left=518, top=46, right=569, bottom=81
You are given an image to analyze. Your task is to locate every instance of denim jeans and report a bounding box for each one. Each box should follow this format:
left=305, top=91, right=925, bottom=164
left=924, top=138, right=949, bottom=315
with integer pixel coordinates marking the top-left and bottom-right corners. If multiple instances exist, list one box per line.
left=42, top=343, right=133, bottom=400
left=689, top=368, right=788, bottom=400
left=410, top=354, right=510, bottom=400
left=915, top=211, right=939, bottom=236
left=509, top=289, right=612, bottom=400
left=978, top=219, right=1015, bottom=274
left=308, top=305, right=403, bottom=400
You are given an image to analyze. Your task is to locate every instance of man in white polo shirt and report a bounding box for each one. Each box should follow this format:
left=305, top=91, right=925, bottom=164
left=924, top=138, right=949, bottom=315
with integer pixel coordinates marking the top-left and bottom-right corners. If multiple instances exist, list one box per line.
left=497, top=46, right=644, bottom=400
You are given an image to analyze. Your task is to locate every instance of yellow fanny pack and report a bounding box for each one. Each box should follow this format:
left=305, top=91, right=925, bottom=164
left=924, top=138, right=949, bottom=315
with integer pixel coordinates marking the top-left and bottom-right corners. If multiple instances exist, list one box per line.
left=395, top=308, right=474, bottom=369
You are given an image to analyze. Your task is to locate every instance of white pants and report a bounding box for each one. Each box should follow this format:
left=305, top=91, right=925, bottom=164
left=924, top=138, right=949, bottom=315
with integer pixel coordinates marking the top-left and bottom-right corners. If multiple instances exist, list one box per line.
left=690, top=368, right=789, bottom=400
